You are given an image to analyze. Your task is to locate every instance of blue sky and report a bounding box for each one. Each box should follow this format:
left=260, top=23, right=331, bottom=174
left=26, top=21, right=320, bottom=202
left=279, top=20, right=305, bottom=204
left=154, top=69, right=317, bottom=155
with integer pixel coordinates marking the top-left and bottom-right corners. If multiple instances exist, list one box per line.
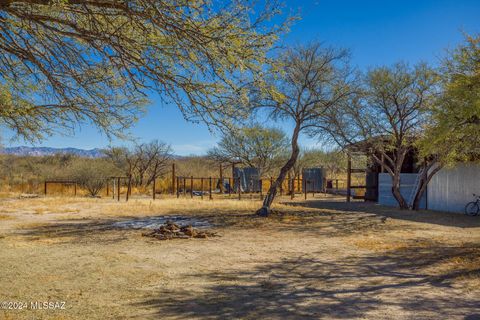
left=2, top=0, right=479, bottom=155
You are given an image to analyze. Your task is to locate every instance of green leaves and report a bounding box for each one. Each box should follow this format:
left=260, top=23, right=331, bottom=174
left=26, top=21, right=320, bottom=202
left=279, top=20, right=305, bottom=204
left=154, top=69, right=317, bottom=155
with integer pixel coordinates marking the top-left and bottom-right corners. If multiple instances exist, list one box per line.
left=418, top=33, right=480, bottom=165
left=0, top=0, right=289, bottom=140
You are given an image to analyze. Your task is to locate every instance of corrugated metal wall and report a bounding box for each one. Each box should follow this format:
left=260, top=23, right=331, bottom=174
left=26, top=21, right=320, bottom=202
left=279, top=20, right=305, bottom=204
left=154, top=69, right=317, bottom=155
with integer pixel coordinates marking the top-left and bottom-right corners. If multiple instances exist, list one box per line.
left=233, top=167, right=261, bottom=192
left=427, top=163, right=480, bottom=213
left=302, top=168, right=325, bottom=192
left=378, top=173, right=427, bottom=209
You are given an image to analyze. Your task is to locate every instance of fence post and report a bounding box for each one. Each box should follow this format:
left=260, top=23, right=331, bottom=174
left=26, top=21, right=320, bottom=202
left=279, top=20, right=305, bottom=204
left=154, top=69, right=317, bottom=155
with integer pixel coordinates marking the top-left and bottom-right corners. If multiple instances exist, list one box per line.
left=209, top=177, right=213, bottom=200
left=219, top=165, right=224, bottom=194
left=183, top=177, right=186, bottom=198
left=250, top=179, right=253, bottom=200
left=171, top=163, right=176, bottom=195
left=297, top=175, right=300, bottom=194
left=238, top=177, right=241, bottom=200
left=259, top=179, right=263, bottom=200
left=176, top=177, right=180, bottom=198
left=190, top=176, right=194, bottom=198
left=153, top=179, right=156, bottom=200
left=323, top=178, right=327, bottom=197
left=201, top=178, right=204, bottom=200
left=106, top=181, right=109, bottom=197
left=312, top=180, right=315, bottom=198
left=304, top=179, right=307, bottom=200
left=117, top=177, right=120, bottom=202
left=347, top=154, right=352, bottom=202
left=228, top=178, right=232, bottom=197
left=291, top=179, right=294, bottom=200
left=44, top=181, right=47, bottom=196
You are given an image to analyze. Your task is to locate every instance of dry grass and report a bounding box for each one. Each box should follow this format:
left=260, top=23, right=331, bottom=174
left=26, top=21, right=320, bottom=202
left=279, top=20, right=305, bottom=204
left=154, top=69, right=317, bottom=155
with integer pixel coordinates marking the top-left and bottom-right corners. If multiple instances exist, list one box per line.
left=1, top=196, right=480, bottom=319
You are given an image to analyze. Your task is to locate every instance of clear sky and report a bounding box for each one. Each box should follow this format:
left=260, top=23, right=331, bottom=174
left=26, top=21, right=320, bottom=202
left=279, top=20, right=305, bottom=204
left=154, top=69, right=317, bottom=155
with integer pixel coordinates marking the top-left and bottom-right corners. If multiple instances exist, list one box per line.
left=2, top=0, right=479, bottom=155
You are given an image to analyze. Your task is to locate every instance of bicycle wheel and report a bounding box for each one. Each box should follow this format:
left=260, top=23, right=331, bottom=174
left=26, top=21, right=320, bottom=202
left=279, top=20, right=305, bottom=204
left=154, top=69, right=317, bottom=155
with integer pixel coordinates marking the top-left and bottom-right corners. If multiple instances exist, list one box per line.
left=465, top=202, right=479, bottom=216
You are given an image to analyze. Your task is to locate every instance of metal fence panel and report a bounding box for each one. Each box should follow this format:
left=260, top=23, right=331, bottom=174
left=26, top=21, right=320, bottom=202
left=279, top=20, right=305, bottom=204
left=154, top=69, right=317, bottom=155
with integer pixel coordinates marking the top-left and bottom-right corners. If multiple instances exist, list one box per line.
left=378, top=173, right=426, bottom=209
left=427, top=163, right=480, bottom=213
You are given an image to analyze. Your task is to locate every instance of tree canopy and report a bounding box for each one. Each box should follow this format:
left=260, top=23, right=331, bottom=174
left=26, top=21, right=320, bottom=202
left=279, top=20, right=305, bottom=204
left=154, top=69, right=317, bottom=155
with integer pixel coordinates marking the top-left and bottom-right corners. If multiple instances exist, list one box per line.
left=253, top=43, right=355, bottom=214
left=0, top=0, right=288, bottom=140
left=419, top=33, right=480, bottom=165
left=318, top=62, right=438, bottom=209
left=208, top=124, right=288, bottom=176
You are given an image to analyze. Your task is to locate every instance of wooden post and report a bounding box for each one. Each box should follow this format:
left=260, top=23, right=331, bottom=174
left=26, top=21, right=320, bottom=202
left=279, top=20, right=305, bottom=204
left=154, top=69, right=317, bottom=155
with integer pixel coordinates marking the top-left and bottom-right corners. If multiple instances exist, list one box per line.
left=312, top=180, right=315, bottom=198
left=238, top=177, right=241, bottom=200
left=259, top=179, right=263, bottom=200
left=153, top=179, right=156, bottom=200
left=290, top=179, right=294, bottom=200
left=304, top=178, right=307, bottom=200
left=112, top=178, right=115, bottom=199
left=74, top=183, right=77, bottom=197
left=209, top=177, right=213, bottom=200
left=106, top=181, right=109, bottom=197
left=183, top=177, right=186, bottom=197
left=117, top=177, right=120, bottom=202
left=201, top=178, right=204, bottom=200
left=126, top=179, right=129, bottom=202
left=172, top=163, right=176, bottom=195
left=323, top=178, right=327, bottom=197
left=44, top=181, right=47, bottom=196
left=176, top=177, right=180, bottom=198
left=250, top=179, right=253, bottom=200
left=190, top=176, right=194, bottom=198
left=228, top=178, right=232, bottom=197
left=297, top=174, right=301, bottom=194
left=219, top=165, right=224, bottom=193
left=347, top=153, right=352, bottom=202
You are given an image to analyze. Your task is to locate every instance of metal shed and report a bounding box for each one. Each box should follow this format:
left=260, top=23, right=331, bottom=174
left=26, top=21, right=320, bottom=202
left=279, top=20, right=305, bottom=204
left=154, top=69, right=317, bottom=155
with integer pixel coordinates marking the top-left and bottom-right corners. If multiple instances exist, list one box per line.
left=302, top=168, right=326, bottom=192
left=233, top=167, right=261, bottom=192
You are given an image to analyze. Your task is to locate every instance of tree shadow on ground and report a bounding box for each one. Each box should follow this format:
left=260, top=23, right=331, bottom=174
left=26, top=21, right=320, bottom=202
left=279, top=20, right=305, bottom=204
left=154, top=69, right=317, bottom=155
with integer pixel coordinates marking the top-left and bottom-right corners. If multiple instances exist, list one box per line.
left=135, top=244, right=480, bottom=319
left=287, top=198, right=480, bottom=229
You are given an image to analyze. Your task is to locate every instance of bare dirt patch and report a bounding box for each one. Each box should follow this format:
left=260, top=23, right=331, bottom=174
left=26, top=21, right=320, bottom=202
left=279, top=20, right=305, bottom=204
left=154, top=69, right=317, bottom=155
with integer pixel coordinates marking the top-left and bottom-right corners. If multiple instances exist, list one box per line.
left=0, top=195, right=479, bottom=319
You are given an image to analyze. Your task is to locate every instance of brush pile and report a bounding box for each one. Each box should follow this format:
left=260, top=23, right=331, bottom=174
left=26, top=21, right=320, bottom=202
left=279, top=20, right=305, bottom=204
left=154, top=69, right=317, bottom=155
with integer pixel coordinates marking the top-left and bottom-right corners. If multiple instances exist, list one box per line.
left=142, top=220, right=218, bottom=240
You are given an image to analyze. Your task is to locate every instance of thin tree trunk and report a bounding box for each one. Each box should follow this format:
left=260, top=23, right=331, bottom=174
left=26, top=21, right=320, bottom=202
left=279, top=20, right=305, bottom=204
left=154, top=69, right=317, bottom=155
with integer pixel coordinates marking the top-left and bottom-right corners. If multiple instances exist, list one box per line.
left=256, top=122, right=301, bottom=216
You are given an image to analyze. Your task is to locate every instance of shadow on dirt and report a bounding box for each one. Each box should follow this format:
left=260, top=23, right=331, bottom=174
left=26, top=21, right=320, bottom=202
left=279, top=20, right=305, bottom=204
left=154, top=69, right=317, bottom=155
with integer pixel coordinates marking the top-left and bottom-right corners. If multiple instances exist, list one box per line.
left=135, top=244, right=480, bottom=319
left=289, top=198, right=480, bottom=229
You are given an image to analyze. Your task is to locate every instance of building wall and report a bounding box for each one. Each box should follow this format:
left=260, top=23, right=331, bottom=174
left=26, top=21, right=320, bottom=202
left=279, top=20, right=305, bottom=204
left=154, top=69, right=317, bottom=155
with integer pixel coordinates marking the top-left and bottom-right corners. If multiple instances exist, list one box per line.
left=302, top=168, right=325, bottom=192
left=378, top=173, right=427, bottom=209
left=427, top=163, right=480, bottom=213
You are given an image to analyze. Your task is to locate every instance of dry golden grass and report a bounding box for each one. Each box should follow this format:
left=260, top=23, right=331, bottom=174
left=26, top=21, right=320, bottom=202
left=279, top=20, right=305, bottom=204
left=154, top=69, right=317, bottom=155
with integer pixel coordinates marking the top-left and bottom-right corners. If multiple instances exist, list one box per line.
left=1, top=196, right=480, bottom=319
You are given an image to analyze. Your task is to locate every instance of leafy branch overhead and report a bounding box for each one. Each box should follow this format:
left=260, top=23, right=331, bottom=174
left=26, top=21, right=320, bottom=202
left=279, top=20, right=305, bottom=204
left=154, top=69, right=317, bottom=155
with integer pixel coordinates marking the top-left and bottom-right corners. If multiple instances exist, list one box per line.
left=0, top=0, right=290, bottom=140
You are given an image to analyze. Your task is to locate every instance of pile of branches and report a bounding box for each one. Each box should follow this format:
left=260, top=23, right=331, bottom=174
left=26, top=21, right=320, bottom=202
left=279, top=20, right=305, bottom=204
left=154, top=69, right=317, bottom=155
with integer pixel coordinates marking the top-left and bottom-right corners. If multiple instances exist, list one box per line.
left=142, top=221, right=218, bottom=240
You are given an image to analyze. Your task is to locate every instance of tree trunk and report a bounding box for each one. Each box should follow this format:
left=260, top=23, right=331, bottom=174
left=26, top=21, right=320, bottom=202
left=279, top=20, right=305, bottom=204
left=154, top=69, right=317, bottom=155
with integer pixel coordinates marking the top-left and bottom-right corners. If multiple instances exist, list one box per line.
left=391, top=173, right=408, bottom=209
left=412, top=162, right=442, bottom=210
left=256, top=122, right=302, bottom=216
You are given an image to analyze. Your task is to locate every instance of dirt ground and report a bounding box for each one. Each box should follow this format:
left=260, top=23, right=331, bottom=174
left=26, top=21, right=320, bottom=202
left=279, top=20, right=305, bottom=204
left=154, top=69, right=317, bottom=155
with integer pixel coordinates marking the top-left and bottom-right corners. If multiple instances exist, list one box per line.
left=0, top=195, right=479, bottom=319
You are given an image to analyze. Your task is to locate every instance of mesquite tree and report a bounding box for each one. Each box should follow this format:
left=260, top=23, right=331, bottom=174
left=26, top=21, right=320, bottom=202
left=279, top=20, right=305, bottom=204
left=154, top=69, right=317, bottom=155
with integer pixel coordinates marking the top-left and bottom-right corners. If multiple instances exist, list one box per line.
left=0, top=0, right=288, bottom=141
left=254, top=43, right=354, bottom=216
left=207, top=124, right=288, bottom=177
left=317, top=63, right=438, bottom=209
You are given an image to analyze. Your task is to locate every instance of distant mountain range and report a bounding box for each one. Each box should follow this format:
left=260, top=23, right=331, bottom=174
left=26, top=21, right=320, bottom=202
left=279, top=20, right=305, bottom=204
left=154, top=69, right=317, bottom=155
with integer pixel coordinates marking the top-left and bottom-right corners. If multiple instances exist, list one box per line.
left=0, top=146, right=105, bottom=158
